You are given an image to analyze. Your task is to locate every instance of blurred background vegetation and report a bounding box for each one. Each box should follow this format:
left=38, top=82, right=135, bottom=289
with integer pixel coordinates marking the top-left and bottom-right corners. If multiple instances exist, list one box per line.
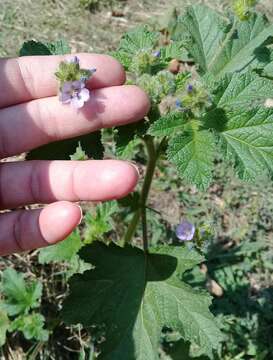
left=1, top=0, right=273, bottom=359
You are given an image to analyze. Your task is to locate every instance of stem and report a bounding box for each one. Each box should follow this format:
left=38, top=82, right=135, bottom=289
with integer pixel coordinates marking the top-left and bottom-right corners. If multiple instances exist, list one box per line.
left=122, top=135, right=162, bottom=250
left=140, top=136, right=157, bottom=252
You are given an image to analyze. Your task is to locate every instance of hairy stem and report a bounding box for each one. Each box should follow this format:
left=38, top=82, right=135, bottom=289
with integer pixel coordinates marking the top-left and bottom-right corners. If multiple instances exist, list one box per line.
left=123, top=135, right=162, bottom=250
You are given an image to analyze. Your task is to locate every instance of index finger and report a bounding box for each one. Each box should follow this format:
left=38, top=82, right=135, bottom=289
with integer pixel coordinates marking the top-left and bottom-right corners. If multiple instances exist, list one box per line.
left=0, top=53, right=126, bottom=108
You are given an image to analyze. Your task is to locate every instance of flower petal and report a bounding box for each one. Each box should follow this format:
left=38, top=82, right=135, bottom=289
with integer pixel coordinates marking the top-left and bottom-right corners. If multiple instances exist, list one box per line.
left=62, top=81, right=73, bottom=93
left=176, top=221, right=195, bottom=241
left=71, top=96, right=84, bottom=109
left=59, top=92, right=71, bottom=103
left=67, top=56, right=80, bottom=65
left=79, top=88, right=90, bottom=102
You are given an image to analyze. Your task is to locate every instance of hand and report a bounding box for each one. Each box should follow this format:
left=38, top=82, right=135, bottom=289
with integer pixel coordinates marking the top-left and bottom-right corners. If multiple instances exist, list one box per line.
left=0, top=54, right=150, bottom=255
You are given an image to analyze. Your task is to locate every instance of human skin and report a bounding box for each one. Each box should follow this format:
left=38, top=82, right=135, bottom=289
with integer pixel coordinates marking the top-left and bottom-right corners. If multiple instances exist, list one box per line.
left=0, top=53, right=150, bottom=255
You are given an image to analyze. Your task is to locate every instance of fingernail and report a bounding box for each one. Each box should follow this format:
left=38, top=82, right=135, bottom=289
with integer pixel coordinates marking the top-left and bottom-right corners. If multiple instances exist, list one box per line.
left=130, top=162, right=140, bottom=177
left=76, top=204, right=83, bottom=225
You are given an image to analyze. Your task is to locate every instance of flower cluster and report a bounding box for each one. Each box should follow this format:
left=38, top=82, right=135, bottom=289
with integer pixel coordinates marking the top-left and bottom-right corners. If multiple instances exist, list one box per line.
left=55, top=56, right=96, bottom=109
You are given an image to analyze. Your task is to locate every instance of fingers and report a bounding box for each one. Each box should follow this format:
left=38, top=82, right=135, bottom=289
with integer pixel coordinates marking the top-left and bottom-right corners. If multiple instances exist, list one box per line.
left=0, top=201, right=82, bottom=256
left=0, top=160, right=139, bottom=209
left=0, top=54, right=126, bottom=108
left=0, top=85, right=150, bottom=158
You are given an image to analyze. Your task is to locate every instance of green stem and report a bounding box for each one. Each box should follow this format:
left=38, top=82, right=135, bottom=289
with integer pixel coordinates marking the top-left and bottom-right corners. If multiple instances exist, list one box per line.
left=122, top=135, right=162, bottom=250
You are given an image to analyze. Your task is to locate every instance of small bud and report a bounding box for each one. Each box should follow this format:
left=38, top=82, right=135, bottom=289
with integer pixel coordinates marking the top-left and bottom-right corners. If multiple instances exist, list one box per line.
left=187, top=84, right=194, bottom=93
left=153, top=50, right=161, bottom=58
left=175, top=99, right=182, bottom=109
left=168, top=59, right=180, bottom=74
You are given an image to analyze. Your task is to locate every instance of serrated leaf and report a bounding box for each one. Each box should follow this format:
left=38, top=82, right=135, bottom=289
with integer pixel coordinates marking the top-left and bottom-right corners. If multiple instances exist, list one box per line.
left=0, top=269, right=42, bottom=316
left=159, top=42, right=189, bottom=62
left=19, top=39, right=71, bottom=56
left=62, top=242, right=222, bottom=360
left=110, top=50, right=132, bottom=70
left=114, top=121, right=147, bottom=159
left=210, top=14, right=273, bottom=78
left=118, top=26, right=159, bottom=56
left=38, top=230, right=83, bottom=264
left=219, top=107, right=273, bottom=181
left=10, top=313, right=49, bottom=341
left=210, top=72, right=273, bottom=109
left=0, top=310, right=9, bottom=346
left=149, top=112, right=188, bottom=137
left=173, top=6, right=273, bottom=77
left=172, top=5, right=228, bottom=74
left=70, top=142, right=88, bottom=160
left=27, top=131, right=104, bottom=160
left=167, top=130, right=216, bottom=190
left=84, top=201, right=118, bottom=243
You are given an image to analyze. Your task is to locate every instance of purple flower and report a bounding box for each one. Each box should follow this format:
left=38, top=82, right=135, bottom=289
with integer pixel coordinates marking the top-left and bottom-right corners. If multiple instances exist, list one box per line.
left=187, top=84, right=194, bottom=93
left=67, top=56, right=80, bottom=65
left=153, top=50, right=161, bottom=58
left=59, top=80, right=90, bottom=109
left=176, top=220, right=195, bottom=241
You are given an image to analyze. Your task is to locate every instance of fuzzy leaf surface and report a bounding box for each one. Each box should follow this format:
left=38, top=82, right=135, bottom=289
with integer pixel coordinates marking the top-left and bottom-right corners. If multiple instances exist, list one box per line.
left=0, top=269, right=42, bottom=316
left=0, top=310, right=9, bottom=346
left=210, top=72, right=273, bottom=109
left=172, top=5, right=228, bottom=74
left=118, top=26, right=158, bottom=56
left=218, top=107, right=273, bottom=181
left=149, top=112, right=188, bottom=137
left=19, top=40, right=70, bottom=56
left=167, top=130, right=216, bottom=190
left=173, top=6, right=273, bottom=77
left=10, top=313, right=49, bottom=341
left=62, top=242, right=222, bottom=359
left=38, top=230, right=83, bottom=264
left=84, top=201, right=118, bottom=243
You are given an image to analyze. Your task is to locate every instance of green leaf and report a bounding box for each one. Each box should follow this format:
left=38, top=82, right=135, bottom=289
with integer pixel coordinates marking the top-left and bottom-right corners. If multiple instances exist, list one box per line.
left=210, top=14, right=273, bottom=78
left=62, top=242, right=222, bottom=360
left=149, top=112, right=189, bottom=137
left=118, top=26, right=159, bottom=56
left=19, top=39, right=71, bottom=56
left=70, top=142, right=88, bottom=160
left=159, top=42, right=189, bottom=62
left=10, top=313, right=49, bottom=341
left=38, top=230, right=83, bottom=264
left=172, top=5, right=228, bottom=74
left=0, top=310, right=9, bottom=346
left=210, top=72, right=273, bottom=109
left=203, top=72, right=273, bottom=182
left=173, top=6, right=273, bottom=77
left=167, top=130, right=216, bottom=190
left=0, top=269, right=42, bottom=316
left=84, top=201, right=118, bottom=243
left=27, top=131, right=104, bottom=160
left=114, top=121, right=147, bottom=159
left=219, top=107, right=273, bottom=181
